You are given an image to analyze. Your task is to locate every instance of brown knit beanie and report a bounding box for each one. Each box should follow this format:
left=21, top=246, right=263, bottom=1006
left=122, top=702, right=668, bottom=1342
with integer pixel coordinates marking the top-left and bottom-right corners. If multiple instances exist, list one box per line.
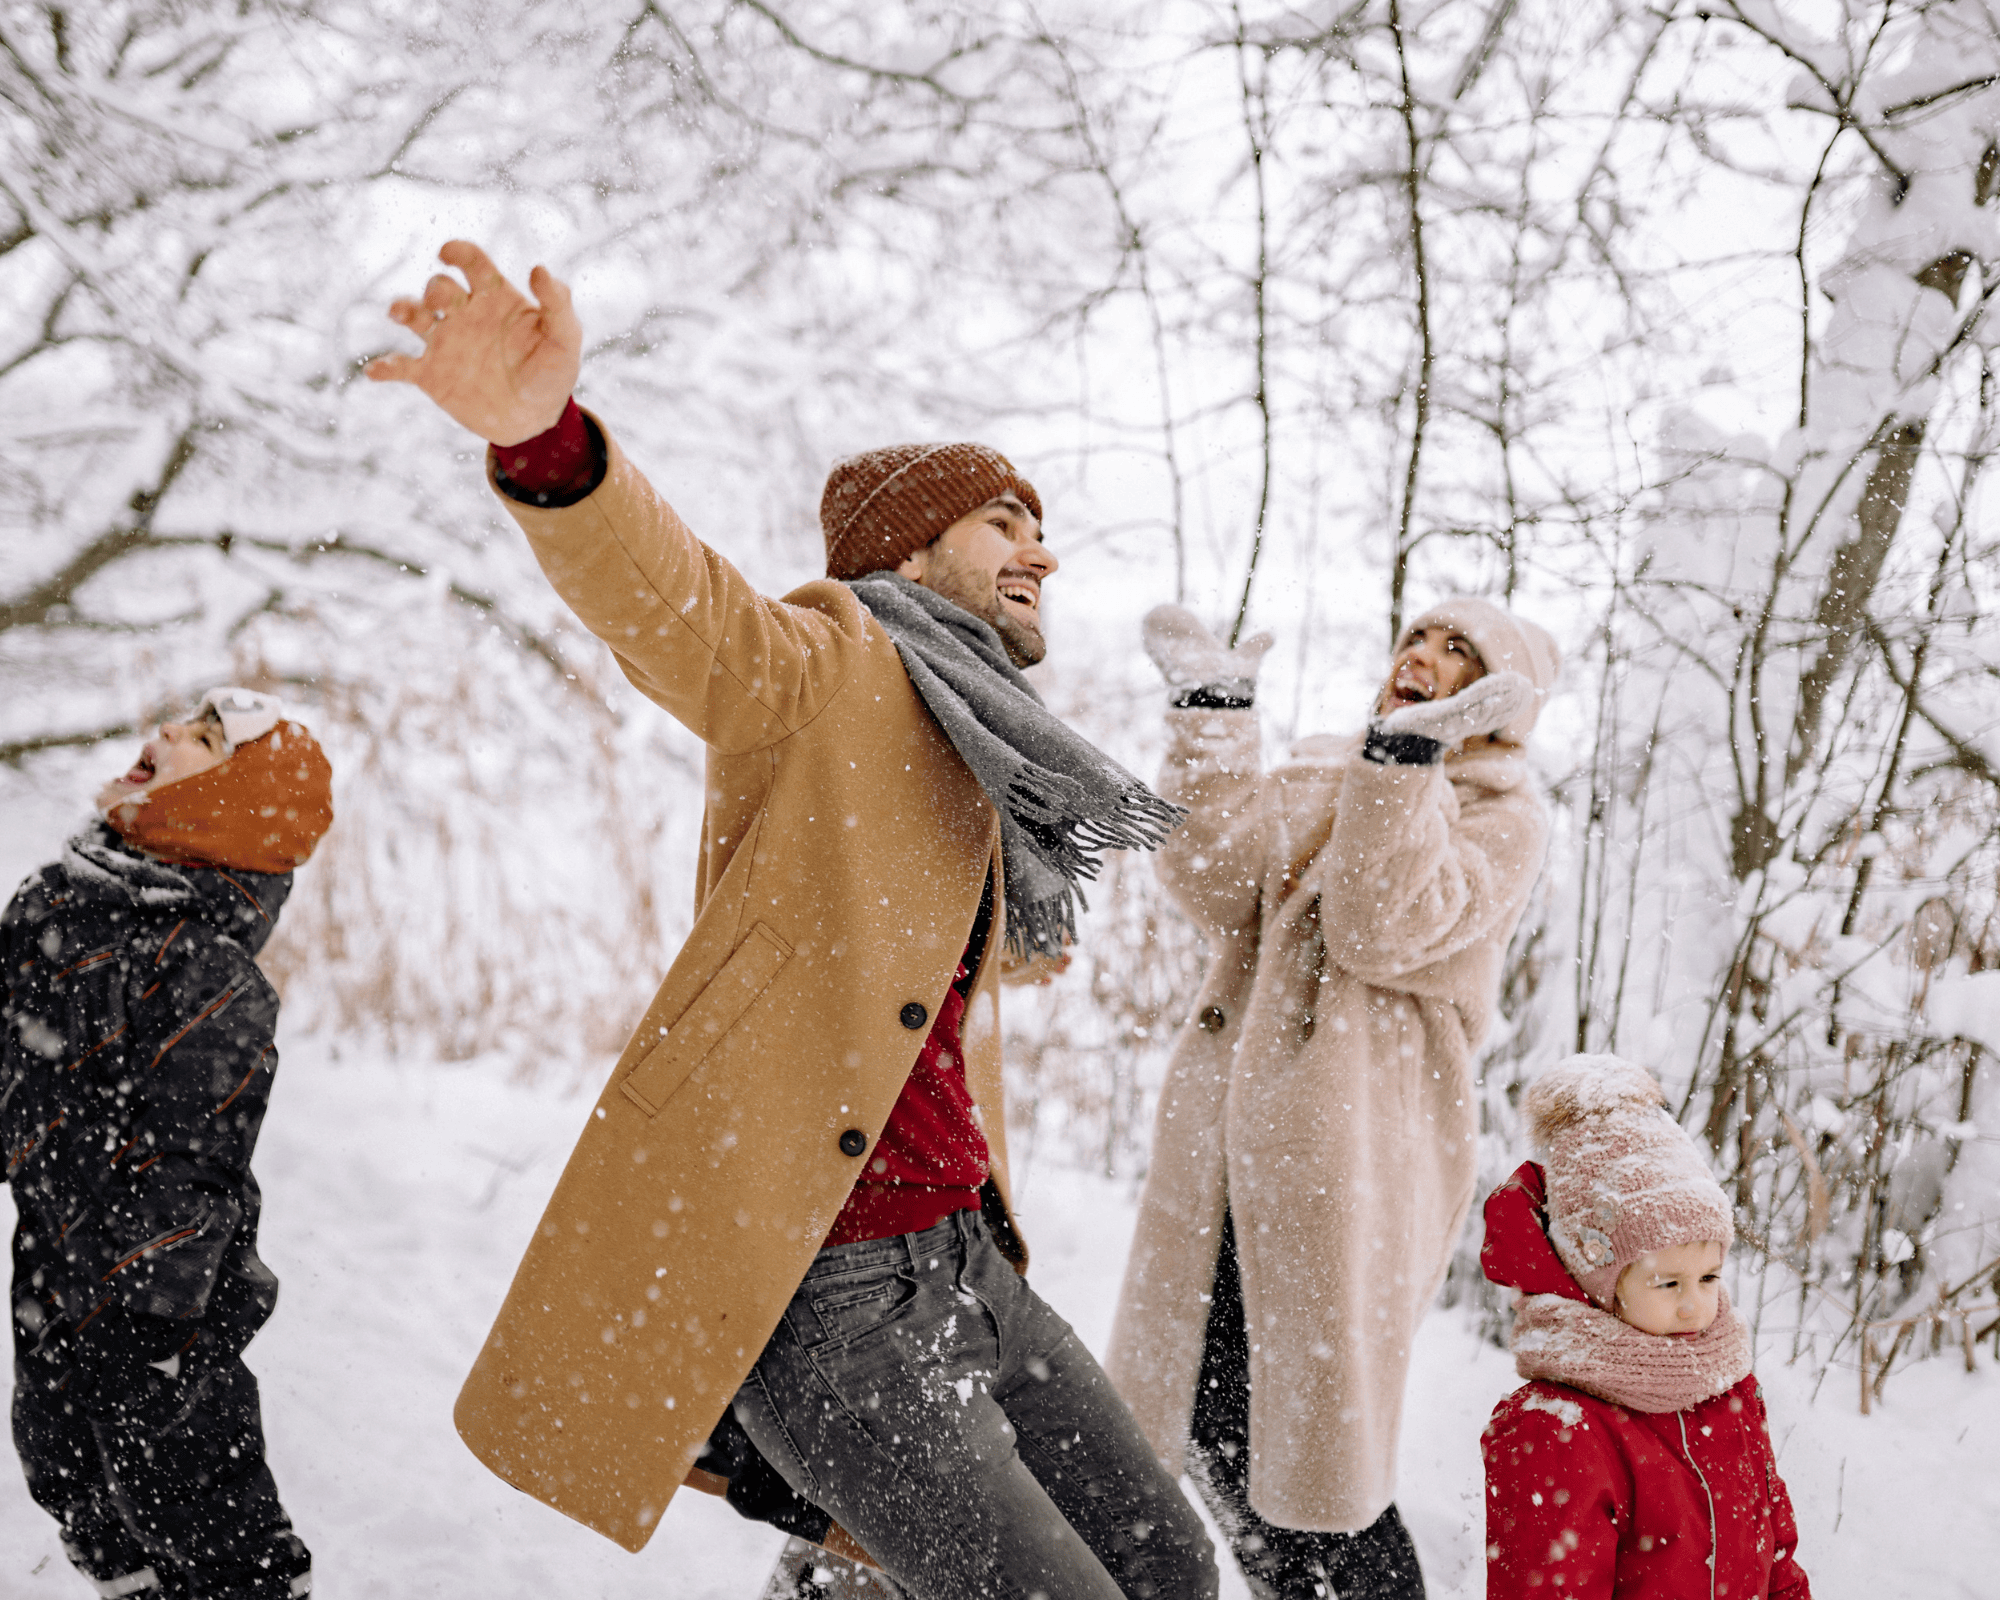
left=1524, top=1054, right=1736, bottom=1308
left=821, top=443, right=1042, bottom=580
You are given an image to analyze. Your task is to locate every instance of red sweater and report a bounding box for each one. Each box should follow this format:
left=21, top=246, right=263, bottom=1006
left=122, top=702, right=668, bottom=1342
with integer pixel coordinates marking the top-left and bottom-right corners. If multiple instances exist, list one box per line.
left=822, top=961, right=989, bottom=1244
left=493, top=404, right=992, bottom=1247
left=1480, top=1165, right=1811, bottom=1599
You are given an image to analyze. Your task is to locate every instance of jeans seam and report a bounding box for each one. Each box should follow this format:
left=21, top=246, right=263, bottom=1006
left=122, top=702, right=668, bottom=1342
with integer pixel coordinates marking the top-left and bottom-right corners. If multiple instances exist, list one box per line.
left=803, top=1397, right=1040, bottom=1600
left=801, top=1250, right=909, bottom=1288
left=797, top=1235, right=994, bottom=1531
left=773, top=1217, right=1088, bottom=1598
left=1010, top=1347, right=1194, bottom=1600
left=743, top=1364, right=821, bottom=1502
left=788, top=1352, right=990, bottom=1573
left=952, top=1214, right=1008, bottom=1372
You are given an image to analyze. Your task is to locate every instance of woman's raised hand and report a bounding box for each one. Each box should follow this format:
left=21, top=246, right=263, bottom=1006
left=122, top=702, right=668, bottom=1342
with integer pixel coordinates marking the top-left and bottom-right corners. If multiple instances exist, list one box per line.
left=365, top=241, right=581, bottom=447
left=1377, top=669, right=1537, bottom=748
left=1142, top=605, right=1275, bottom=700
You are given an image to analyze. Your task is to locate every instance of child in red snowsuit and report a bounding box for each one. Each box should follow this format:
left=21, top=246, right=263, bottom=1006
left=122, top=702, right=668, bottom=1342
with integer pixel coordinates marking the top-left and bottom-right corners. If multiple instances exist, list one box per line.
left=1479, top=1054, right=1811, bottom=1599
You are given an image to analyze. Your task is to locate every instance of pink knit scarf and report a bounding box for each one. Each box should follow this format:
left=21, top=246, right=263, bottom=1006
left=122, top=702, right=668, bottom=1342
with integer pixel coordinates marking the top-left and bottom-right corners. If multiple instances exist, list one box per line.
left=1510, top=1288, right=1752, bottom=1414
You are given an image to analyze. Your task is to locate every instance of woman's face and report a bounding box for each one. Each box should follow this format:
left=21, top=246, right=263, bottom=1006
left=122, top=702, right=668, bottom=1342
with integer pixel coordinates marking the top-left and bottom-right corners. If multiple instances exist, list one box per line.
left=1377, top=625, right=1485, bottom=715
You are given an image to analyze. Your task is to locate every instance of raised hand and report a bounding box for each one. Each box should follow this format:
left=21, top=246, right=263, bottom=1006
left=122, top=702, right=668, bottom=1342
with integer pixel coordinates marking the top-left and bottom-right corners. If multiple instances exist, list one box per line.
left=1142, top=604, right=1275, bottom=697
left=1376, top=669, right=1538, bottom=749
left=365, top=240, right=581, bottom=446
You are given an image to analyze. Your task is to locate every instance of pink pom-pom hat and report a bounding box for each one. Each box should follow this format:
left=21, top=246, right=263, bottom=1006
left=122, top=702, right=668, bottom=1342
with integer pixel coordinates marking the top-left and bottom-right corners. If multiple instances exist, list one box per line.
left=1523, top=1054, right=1735, bottom=1308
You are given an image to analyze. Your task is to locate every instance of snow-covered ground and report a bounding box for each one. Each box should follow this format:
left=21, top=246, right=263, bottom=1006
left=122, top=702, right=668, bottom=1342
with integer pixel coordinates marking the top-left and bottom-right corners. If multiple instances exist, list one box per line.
left=5, top=1040, right=1995, bottom=1599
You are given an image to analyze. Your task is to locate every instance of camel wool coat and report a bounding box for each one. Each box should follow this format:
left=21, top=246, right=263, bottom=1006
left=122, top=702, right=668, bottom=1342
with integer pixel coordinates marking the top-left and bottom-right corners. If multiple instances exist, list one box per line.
left=453, top=418, right=1025, bottom=1552
left=1105, top=708, right=1546, bottom=1532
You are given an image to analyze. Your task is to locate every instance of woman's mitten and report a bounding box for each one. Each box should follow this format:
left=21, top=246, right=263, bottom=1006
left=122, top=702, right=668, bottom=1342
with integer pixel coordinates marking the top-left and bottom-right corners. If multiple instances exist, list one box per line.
left=1366, top=670, right=1538, bottom=764
left=1143, top=604, right=1275, bottom=708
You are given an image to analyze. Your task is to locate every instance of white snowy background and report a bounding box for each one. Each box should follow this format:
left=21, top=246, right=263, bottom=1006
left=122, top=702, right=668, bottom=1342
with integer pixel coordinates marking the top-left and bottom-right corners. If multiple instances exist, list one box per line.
left=5, top=2, right=2000, bottom=1596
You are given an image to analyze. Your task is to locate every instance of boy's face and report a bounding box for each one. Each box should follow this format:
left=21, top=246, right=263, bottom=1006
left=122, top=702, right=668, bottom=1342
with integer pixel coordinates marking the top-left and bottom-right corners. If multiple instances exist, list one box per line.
left=895, top=493, right=1058, bottom=669
left=1614, top=1240, right=1727, bottom=1336
left=96, top=710, right=230, bottom=814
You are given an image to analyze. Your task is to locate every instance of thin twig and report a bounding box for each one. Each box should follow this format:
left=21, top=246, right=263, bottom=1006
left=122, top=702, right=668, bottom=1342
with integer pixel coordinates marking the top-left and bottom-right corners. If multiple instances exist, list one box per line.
left=1385, top=0, right=1433, bottom=648
left=1226, top=4, right=1274, bottom=647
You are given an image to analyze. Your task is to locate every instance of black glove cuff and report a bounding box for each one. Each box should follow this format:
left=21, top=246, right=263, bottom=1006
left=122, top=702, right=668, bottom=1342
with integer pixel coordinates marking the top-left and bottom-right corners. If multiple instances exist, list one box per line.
left=1362, top=725, right=1444, bottom=766
left=725, top=1466, right=834, bottom=1543
left=1171, top=685, right=1255, bottom=710
left=702, top=1407, right=833, bottom=1543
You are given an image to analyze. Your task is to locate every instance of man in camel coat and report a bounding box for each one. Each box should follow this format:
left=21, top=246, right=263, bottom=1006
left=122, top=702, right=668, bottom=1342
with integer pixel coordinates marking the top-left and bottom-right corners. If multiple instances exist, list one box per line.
left=1105, top=599, right=1559, bottom=1599
left=367, top=242, right=1213, bottom=1600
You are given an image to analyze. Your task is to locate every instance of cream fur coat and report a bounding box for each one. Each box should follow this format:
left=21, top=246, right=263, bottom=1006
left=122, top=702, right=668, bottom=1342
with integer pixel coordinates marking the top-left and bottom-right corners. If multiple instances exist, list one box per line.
left=1105, top=707, right=1547, bottom=1532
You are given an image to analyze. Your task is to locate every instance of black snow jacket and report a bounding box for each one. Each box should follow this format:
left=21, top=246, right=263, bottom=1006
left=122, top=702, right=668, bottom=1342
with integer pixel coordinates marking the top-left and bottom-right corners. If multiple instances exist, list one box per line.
left=3, top=823, right=293, bottom=1352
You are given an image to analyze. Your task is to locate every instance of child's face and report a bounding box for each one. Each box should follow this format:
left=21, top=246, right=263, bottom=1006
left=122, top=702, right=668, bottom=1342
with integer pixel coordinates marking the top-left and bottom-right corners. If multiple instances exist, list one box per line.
left=96, top=710, right=230, bottom=814
left=1613, top=1240, right=1726, bottom=1336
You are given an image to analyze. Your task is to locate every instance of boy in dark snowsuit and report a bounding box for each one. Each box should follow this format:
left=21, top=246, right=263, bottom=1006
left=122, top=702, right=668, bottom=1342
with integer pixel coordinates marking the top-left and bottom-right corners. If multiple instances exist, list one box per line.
left=4, top=689, right=332, bottom=1600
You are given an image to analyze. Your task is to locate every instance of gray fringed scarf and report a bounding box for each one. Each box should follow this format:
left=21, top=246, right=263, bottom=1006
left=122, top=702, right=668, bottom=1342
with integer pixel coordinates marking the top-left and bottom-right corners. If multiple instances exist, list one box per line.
left=846, top=573, right=1186, bottom=959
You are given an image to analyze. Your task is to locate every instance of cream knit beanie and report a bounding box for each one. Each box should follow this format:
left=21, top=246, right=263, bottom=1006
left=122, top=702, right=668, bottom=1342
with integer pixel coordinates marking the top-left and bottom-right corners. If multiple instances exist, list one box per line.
left=1401, top=598, right=1561, bottom=744
left=1524, top=1054, right=1735, bottom=1308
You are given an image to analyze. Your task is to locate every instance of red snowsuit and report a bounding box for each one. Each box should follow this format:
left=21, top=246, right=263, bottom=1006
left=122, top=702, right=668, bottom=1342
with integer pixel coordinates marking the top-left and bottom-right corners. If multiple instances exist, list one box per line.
left=1479, top=1164, right=1812, bottom=1599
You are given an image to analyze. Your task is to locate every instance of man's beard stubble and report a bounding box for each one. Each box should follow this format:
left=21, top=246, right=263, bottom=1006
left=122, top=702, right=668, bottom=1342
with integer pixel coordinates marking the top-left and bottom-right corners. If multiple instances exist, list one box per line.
left=921, top=544, right=1047, bottom=669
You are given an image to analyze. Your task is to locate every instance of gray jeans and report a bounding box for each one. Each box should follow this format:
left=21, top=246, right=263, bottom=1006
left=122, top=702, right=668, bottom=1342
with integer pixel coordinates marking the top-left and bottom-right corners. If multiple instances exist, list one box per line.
left=732, top=1210, right=1217, bottom=1600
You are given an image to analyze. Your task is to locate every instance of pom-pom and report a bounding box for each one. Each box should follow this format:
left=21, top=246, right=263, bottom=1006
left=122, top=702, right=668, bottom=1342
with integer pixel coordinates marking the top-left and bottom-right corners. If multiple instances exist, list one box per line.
left=1524, top=1053, right=1666, bottom=1147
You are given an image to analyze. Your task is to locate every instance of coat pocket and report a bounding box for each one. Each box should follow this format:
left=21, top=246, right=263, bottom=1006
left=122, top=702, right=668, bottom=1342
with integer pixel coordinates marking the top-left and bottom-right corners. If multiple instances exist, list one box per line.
left=619, top=923, right=793, bottom=1117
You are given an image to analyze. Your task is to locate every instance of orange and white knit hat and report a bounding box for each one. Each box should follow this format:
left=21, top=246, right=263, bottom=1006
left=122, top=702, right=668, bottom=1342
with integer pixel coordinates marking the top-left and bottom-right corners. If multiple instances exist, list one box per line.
left=1524, top=1054, right=1735, bottom=1308
left=105, top=694, right=333, bottom=875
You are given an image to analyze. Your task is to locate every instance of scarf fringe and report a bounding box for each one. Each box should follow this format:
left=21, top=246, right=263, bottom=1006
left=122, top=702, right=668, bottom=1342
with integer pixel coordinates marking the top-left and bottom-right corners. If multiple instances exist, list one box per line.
left=848, top=574, right=1186, bottom=960
left=1004, top=892, right=1082, bottom=962
left=1004, top=781, right=1186, bottom=864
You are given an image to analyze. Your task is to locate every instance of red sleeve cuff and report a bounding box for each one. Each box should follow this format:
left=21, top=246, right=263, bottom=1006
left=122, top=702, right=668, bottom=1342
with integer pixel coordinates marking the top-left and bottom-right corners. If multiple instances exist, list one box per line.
left=491, top=398, right=600, bottom=503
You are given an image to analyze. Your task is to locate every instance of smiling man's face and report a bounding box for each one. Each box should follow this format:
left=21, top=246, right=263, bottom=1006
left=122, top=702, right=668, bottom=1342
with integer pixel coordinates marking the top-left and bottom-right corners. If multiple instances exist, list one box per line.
left=896, top=493, right=1057, bottom=668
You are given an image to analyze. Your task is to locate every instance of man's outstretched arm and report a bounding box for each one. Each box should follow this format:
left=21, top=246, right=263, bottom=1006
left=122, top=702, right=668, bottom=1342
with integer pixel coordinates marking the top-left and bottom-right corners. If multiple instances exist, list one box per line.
left=367, top=242, right=861, bottom=753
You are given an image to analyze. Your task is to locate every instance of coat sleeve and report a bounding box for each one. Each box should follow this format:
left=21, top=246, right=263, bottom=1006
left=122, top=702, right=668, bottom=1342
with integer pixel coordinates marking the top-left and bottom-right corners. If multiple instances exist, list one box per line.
left=1752, top=1386, right=1813, bottom=1600
left=1152, top=706, right=1266, bottom=937
left=1314, top=756, right=1545, bottom=991
left=489, top=415, right=864, bottom=756
left=68, top=923, right=276, bottom=1322
left=1483, top=1390, right=1623, bottom=1600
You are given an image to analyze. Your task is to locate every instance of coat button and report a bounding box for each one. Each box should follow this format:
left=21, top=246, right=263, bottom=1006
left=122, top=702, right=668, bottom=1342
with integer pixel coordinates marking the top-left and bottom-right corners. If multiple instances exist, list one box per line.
left=899, top=1001, right=928, bottom=1030
left=1197, top=1004, right=1226, bottom=1033
left=838, top=1129, right=867, bottom=1158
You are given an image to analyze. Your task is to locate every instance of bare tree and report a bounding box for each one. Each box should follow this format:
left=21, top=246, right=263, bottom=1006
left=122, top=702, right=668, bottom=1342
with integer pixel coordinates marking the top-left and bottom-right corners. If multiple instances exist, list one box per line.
left=1554, top=0, right=2000, bottom=1395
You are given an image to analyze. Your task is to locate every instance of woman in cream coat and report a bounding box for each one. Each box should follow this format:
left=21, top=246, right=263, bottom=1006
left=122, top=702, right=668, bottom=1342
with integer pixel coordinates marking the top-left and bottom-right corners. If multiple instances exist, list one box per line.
left=1106, top=599, right=1559, bottom=1600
